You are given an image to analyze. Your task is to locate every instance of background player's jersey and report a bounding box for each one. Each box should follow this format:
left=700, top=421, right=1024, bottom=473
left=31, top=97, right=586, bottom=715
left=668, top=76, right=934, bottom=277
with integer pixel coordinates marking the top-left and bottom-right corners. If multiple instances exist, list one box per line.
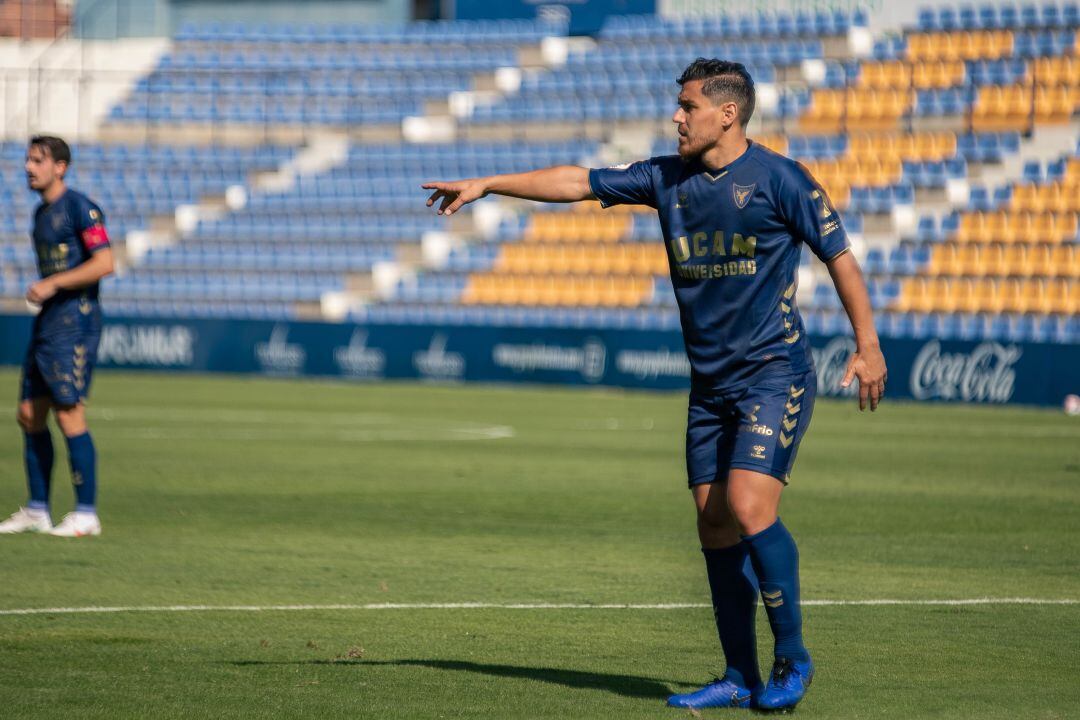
left=589, top=141, right=849, bottom=393
left=31, top=189, right=110, bottom=329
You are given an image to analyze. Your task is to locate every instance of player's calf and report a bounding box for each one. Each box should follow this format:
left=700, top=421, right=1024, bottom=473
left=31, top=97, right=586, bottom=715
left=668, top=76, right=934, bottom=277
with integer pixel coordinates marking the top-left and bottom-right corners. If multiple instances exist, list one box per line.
left=17, top=398, right=55, bottom=516
left=54, top=404, right=98, bottom=516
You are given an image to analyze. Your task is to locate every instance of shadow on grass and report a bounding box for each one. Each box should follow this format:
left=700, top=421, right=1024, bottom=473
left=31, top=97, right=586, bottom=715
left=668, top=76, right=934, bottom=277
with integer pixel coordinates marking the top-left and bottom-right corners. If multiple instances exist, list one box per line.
left=228, top=658, right=678, bottom=699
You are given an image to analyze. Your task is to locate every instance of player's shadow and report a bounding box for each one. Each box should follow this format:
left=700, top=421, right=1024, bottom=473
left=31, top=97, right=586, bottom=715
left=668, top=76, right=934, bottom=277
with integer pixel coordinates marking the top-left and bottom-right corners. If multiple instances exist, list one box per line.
left=374, top=659, right=676, bottom=699
left=228, top=657, right=678, bottom=699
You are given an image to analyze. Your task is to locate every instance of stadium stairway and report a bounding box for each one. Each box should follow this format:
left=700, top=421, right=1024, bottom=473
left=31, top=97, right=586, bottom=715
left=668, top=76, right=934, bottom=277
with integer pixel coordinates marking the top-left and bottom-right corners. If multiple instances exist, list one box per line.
left=0, top=36, right=169, bottom=143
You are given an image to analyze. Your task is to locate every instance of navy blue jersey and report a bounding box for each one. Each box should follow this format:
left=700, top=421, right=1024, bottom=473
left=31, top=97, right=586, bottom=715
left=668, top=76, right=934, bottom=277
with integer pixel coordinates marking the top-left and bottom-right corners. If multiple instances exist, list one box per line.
left=589, top=141, right=849, bottom=392
left=31, top=189, right=110, bottom=329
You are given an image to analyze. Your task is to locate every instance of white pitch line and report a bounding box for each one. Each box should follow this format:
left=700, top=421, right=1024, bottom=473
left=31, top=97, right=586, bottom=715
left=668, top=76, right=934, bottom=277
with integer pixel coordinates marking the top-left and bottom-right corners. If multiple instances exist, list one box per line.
left=0, top=598, right=1075, bottom=617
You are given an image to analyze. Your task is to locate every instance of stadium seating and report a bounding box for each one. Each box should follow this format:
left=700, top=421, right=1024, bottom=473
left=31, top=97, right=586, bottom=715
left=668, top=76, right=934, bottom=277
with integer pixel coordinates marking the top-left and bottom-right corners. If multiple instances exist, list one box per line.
left=109, top=18, right=569, bottom=126
left=0, top=7, right=1075, bottom=343
left=890, top=144, right=1080, bottom=323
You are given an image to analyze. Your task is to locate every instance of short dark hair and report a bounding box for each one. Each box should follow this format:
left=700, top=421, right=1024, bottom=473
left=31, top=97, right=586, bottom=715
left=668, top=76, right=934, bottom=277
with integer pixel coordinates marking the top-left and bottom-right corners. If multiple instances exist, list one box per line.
left=29, top=135, right=71, bottom=166
left=677, top=58, right=756, bottom=127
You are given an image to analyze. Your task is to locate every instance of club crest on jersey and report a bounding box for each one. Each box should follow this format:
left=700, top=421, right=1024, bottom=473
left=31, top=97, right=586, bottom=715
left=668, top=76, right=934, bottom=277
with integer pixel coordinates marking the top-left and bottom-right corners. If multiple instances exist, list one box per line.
left=733, top=183, right=756, bottom=209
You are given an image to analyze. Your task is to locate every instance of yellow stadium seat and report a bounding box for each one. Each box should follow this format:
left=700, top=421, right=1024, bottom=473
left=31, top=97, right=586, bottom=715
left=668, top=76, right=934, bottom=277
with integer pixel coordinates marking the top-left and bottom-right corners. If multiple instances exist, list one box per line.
left=555, top=246, right=578, bottom=274
left=981, top=243, right=1007, bottom=276
left=934, top=33, right=959, bottom=61
left=1040, top=278, right=1067, bottom=314
left=1007, top=244, right=1032, bottom=275
left=528, top=277, right=553, bottom=306
left=970, top=277, right=998, bottom=312
left=1031, top=213, right=1059, bottom=244
left=949, top=278, right=972, bottom=311
left=932, top=244, right=959, bottom=275
left=893, top=277, right=923, bottom=312
left=915, top=277, right=939, bottom=313
left=958, top=244, right=983, bottom=276
left=1028, top=244, right=1053, bottom=276
left=949, top=277, right=971, bottom=311
left=580, top=278, right=606, bottom=307
left=1048, top=245, right=1074, bottom=278
left=906, top=34, right=931, bottom=61
left=1060, top=213, right=1078, bottom=242
left=1042, top=185, right=1072, bottom=214
left=1010, top=212, right=1037, bottom=243
left=606, top=246, right=630, bottom=276
left=992, top=30, right=1014, bottom=58
left=1010, top=184, right=1039, bottom=213
left=926, top=277, right=953, bottom=311
left=1035, top=85, right=1073, bottom=123
left=625, top=247, right=649, bottom=276
left=973, top=84, right=1034, bottom=131
left=936, top=131, right=958, bottom=159
left=998, top=278, right=1025, bottom=313
left=1040, top=186, right=1067, bottom=214
left=800, top=91, right=843, bottom=132
left=982, top=211, right=1008, bottom=243
left=955, top=212, right=979, bottom=243
left=462, top=276, right=491, bottom=305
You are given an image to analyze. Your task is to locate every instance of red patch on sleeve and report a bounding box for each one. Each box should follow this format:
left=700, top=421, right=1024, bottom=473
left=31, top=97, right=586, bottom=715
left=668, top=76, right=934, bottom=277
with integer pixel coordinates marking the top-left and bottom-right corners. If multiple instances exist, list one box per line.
left=81, top=224, right=110, bottom=251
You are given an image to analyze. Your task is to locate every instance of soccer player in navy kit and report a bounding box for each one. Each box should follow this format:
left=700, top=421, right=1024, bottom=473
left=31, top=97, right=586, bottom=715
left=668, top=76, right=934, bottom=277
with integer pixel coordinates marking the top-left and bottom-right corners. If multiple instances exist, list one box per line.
left=0, top=136, right=114, bottom=538
left=423, top=59, right=887, bottom=710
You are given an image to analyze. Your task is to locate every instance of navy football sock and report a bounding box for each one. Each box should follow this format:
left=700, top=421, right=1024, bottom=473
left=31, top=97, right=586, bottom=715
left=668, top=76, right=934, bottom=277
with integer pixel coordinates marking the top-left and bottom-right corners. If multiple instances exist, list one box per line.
left=702, top=543, right=762, bottom=689
left=64, top=432, right=97, bottom=512
left=743, top=518, right=810, bottom=663
left=24, top=430, right=54, bottom=511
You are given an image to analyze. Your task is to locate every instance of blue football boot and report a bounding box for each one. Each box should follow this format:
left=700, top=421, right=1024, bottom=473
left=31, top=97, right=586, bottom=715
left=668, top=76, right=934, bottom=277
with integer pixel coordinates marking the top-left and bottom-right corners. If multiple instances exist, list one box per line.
left=666, top=675, right=755, bottom=709
left=756, top=657, right=814, bottom=711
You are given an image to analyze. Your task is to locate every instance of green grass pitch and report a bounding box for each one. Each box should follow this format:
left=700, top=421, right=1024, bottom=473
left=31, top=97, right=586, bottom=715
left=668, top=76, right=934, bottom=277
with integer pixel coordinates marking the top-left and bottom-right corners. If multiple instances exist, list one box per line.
left=0, top=368, right=1078, bottom=719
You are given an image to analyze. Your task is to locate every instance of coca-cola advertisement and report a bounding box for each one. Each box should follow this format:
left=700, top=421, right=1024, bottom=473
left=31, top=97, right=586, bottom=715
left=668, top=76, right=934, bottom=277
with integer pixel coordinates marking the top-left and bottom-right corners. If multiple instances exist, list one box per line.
left=909, top=341, right=1021, bottom=404
left=806, top=334, right=1070, bottom=407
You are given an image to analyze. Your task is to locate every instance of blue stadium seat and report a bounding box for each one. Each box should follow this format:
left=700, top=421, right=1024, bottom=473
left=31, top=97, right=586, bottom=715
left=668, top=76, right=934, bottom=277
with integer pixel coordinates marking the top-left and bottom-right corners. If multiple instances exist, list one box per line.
left=918, top=7, right=939, bottom=31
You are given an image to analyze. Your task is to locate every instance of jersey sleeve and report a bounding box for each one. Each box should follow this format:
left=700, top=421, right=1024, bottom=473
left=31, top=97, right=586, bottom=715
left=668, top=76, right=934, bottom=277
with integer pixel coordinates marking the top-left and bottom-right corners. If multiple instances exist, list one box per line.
left=588, top=159, right=659, bottom=209
left=777, top=162, right=849, bottom=262
left=75, top=198, right=110, bottom=253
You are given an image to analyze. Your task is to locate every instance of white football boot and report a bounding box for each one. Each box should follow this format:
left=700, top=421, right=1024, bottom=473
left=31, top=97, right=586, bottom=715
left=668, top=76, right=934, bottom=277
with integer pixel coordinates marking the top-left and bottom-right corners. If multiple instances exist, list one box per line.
left=49, top=511, right=101, bottom=537
left=0, top=507, right=53, bottom=534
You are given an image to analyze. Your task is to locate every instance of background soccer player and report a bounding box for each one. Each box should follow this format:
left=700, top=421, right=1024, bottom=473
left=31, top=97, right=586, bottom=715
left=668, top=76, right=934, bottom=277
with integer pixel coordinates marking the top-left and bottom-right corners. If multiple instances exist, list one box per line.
left=422, top=59, right=887, bottom=711
left=0, top=136, right=113, bottom=538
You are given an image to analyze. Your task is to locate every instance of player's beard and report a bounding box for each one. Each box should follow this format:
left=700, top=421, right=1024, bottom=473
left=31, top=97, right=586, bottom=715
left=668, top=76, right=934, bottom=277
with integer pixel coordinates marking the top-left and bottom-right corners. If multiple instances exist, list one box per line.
left=677, top=133, right=709, bottom=162
left=677, top=133, right=695, bottom=161
left=27, top=173, right=53, bottom=192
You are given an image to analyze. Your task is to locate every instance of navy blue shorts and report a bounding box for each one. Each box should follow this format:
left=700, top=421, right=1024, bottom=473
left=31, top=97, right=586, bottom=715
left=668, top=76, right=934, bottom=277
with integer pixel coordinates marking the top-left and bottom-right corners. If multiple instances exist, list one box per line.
left=20, top=307, right=102, bottom=407
left=686, top=370, right=817, bottom=486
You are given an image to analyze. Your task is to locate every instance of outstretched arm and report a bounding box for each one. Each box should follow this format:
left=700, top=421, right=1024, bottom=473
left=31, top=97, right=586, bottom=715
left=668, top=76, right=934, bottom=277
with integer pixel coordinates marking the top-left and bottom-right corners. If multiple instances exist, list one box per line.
left=423, top=165, right=594, bottom=216
left=827, top=250, right=887, bottom=411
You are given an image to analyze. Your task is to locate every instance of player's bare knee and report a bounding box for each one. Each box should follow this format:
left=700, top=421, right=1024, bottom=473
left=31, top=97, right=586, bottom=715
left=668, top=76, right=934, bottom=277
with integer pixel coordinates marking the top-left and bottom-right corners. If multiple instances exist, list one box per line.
left=54, top=405, right=86, bottom=437
left=697, top=514, right=741, bottom=547
left=16, top=403, right=44, bottom=433
left=697, top=503, right=739, bottom=537
left=726, top=492, right=770, bottom=534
